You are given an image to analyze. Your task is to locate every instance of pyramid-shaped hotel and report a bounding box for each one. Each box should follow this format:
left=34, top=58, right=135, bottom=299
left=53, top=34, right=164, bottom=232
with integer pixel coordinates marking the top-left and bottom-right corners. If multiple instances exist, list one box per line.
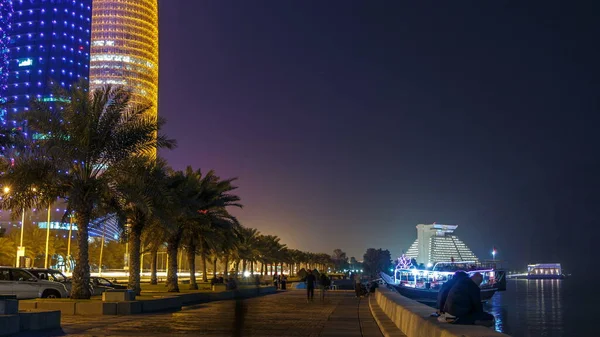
left=405, top=223, right=478, bottom=265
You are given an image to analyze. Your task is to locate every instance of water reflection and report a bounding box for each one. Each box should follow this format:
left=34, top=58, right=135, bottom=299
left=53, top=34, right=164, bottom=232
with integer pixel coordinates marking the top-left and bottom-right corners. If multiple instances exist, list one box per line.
left=486, top=279, right=566, bottom=337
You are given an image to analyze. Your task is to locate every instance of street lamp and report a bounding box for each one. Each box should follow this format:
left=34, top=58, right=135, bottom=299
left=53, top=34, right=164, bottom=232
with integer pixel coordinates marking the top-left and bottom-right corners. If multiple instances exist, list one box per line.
left=492, top=247, right=497, bottom=261
left=66, top=213, right=74, bottom=272
left=1, top=187, right=25, bottom=268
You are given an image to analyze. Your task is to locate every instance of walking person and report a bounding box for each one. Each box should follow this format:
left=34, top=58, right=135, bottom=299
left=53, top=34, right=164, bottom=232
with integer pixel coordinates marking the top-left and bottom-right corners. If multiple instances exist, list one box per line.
left=281, top=274, right=287, bottom=290
left=353, top=273, right=362, bottom=298
left=305, top=270, right=316, bottom=302
left=254, top=274, right=261, bottom=296
left=319, top=273, right=329, bottom=301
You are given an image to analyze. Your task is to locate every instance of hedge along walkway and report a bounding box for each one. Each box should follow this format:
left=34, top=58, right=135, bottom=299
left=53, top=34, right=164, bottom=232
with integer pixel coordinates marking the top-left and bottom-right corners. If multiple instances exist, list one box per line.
left=48, top=290, right=383, bottom=336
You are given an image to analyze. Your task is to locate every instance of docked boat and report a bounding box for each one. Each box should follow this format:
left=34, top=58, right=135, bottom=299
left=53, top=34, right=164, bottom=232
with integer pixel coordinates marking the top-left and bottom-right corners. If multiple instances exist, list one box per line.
left=381, top=259, right=506, bottom=306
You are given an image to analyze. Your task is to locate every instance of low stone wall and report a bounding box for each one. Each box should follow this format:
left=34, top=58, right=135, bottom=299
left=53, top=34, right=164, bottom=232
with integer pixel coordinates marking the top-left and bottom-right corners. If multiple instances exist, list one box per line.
left=373, top=287, right=509, bottom=337
left=18, top=286, right=278, bottom=315
left=0, top=295, right=60, bottom=336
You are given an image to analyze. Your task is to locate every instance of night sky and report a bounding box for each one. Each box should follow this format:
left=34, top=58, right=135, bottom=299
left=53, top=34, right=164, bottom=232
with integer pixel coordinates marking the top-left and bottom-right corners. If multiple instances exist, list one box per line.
left=157, top=1, right=599, bottom=274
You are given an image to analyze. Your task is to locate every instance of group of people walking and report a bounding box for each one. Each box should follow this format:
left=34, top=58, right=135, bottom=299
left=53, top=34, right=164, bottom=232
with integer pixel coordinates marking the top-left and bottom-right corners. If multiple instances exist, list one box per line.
left=304, top=270, right=332, bottom=302
left=273, top=274, right=288, bottom=289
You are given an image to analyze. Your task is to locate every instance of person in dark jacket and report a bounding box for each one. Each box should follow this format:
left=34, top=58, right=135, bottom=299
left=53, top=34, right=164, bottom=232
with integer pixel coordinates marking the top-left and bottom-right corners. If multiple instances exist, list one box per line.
left=305, top=270, right=316, bottom=302
left=437, top=271, right=469, bottom=313
left=443, top=272, right=494, bottom=326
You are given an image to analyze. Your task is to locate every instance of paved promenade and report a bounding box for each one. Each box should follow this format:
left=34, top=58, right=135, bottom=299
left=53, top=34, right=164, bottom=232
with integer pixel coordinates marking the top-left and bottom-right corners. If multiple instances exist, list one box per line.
left=17, top=290, right=383, bottom=337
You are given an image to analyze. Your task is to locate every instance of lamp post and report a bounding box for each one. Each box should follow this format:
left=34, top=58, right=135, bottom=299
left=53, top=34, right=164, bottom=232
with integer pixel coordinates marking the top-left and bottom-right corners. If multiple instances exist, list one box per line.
left=99, top=222, right=106, bottom=277
left=67, top=213, right=74, bottom=271
left=1, top=187, right=23, bottom=268
left=16, top=208, right=25, bottom=267
left=44, top=203, right=52, bottom=269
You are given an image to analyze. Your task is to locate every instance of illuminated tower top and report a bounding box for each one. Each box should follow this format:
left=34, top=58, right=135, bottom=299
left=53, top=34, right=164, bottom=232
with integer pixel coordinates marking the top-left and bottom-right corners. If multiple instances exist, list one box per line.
left=90, top=0, right=158, bottom=121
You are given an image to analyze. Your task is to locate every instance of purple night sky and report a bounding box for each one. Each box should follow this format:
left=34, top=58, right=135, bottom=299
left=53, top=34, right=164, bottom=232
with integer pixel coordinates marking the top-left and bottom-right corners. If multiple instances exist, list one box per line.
left=157, top=1, right=599, bottom=274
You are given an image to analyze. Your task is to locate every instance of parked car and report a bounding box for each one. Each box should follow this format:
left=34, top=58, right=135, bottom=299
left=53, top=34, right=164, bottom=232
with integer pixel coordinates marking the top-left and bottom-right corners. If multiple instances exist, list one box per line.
left=90, top=276, right=127, bottom=296
left=0, top=267, right=69, bottom=299
left=28, top=268, right=95, bottom=297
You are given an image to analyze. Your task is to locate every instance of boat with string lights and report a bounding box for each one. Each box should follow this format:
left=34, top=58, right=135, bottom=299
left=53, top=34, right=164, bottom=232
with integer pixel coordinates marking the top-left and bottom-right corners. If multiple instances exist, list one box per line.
left=380, top=254, right=506, bottom=305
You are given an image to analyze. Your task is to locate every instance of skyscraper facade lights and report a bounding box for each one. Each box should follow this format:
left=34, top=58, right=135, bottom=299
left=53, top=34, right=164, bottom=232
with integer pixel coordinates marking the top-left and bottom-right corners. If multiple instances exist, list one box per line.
left=90, top=0, right=158, bottom=121
left=405, top=224, right=479, bottom=265
left=0, top=0, right=92, bottom=127
left=0, top=1, right=13, bottom=109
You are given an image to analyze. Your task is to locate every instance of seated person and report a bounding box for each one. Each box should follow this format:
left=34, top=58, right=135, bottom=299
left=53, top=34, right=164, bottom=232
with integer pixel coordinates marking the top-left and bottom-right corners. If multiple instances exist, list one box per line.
left=443, top=272, right=494, bottom=327
left=437, top=271, right=468, bottom=314
left=369, top=281, right=379, bottom=293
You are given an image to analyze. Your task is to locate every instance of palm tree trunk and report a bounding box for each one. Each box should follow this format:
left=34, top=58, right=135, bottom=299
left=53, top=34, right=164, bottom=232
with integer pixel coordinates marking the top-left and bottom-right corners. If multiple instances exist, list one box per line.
left=234, top=260, right=240, bottom=277
left=201, top=249, right=208, bottom=282
left=212, top=257, right=217, bottom=279
left=260, top=262, right=264, bottom=276
left=150, top=247, right=158, bottom=285
left=71, top=210, right=92, bottom=299
left=166, top=231, right=181, bottom=292
left=250, top=260, right=254, bottom=275
left=223, top=255, right=229, bottom=278
left=242, top=259, right=247, bottom=275
left=187, top=245, right=197, bottom=290
left=270, top=263, right=273, bottom=276
left=127, top=223, right=143, bottom=295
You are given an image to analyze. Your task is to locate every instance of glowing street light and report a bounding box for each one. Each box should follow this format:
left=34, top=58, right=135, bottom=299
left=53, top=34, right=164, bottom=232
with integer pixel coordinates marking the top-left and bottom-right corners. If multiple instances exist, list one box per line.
left=492, top=247, right=497, bottom=261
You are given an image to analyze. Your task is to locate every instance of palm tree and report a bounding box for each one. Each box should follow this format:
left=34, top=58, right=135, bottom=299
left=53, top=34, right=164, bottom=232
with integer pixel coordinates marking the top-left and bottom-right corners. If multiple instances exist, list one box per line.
left=0, top=237, right=16, bottom=266
left=180, top=169, right=241, bottom=287
left=108, top=156, right=172, bottom=295
left=163, top=168, right=204, bottom=292
left=209, top=226, right=236, bottom=279
left=215, top=227, right=238, bottom=278
left=0, top=84, right=174, bottom=298
left=236, top=226, right=259, bottom=276
left=141, top=221, right=166, bottom=285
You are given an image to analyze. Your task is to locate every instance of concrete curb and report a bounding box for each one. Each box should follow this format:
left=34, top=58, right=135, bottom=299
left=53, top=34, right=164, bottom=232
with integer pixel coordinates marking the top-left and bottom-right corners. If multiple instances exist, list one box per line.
left=368, top=295, right=407, bottom=337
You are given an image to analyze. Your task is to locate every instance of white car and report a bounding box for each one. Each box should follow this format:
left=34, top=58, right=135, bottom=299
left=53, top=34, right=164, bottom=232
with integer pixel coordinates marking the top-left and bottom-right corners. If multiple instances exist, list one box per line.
left=0, top=267, right=69, bottom=299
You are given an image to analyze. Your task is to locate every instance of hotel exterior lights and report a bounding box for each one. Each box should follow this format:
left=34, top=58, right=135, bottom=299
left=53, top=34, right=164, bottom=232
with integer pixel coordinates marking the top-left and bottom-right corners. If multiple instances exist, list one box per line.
left=0, top=0, right=92, bottom=126
left=90, top=0, right=159, bottom=125
left=405, top=223, right=479, bottom=265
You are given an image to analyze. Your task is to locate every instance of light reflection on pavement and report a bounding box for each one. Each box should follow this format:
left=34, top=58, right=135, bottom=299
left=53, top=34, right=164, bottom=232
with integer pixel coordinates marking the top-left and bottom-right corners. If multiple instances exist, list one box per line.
left=25, top=290, right=364, bottom=337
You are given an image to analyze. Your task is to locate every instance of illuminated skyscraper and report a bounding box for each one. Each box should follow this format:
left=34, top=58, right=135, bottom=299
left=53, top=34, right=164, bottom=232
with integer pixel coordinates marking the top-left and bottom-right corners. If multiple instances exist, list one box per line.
left=90, top=0, right=158, bottom=121
left=405, top=223, right=479, bottom=265
left=0, top=0, right=12, bottom=100
left=0, top=0, right=92, bottom=126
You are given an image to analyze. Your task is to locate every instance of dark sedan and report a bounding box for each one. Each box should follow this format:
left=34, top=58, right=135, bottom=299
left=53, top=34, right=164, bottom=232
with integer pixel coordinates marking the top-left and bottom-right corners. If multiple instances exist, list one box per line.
left=90, top=276, right=127, bottom=295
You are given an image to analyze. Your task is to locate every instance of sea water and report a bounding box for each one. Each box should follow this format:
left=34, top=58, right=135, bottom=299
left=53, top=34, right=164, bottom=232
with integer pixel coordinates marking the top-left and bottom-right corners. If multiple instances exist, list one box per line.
left=486, top=278, right=594, bottom=336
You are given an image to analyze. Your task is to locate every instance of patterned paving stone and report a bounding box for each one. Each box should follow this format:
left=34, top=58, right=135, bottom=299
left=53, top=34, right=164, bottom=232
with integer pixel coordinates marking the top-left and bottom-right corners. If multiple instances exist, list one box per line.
left=18, top=290, right=382, bottom=337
